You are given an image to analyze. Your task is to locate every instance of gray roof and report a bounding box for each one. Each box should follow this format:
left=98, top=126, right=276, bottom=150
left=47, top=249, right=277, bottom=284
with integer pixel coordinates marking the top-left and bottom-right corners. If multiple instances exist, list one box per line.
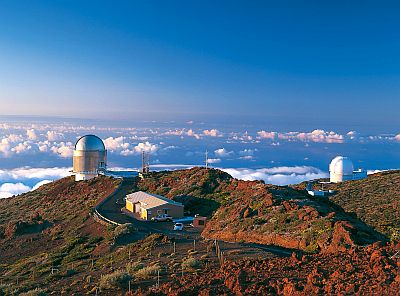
left=126, top=191, right=183, bottom=210
left=75, top=135, right=105, bottom=151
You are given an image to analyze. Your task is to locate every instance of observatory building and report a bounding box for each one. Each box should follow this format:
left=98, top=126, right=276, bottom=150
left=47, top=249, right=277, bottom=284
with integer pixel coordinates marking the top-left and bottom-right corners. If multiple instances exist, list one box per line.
left=329, top=156, right=367, bottom=183
left=72, top=135, right=107, bottom=181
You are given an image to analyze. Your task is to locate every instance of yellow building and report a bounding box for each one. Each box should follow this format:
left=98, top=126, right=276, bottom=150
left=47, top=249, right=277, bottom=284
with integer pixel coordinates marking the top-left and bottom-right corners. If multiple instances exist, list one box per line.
left=125, top=191, right=184, bottom=220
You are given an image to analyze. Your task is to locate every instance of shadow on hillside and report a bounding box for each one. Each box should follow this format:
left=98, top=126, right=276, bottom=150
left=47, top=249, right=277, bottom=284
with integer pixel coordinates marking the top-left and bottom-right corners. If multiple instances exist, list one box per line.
left=309, top=193, right=389, bottom=245
left=173, top=195, right=220, bottom=217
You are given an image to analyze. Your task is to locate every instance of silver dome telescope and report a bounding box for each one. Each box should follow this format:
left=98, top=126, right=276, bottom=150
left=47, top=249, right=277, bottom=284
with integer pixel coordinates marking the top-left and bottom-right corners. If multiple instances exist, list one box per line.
left=72, top=135, right=107, bottom=181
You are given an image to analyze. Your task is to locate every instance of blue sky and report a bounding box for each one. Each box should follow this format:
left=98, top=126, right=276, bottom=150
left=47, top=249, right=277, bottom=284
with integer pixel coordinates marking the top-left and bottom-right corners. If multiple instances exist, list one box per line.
left=0, top=2, right=400, bottom=196
left=0, top=1, right=399, bottom=131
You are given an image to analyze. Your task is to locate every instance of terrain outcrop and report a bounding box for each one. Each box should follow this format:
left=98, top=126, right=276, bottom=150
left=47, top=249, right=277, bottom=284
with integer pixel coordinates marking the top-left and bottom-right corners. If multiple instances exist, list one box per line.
left=0, top=167, right=398, bottom=295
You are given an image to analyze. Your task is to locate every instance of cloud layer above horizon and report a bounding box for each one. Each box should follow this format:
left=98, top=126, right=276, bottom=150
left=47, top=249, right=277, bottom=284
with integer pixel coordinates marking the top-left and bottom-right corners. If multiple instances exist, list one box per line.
left=0, top=167, right=70, bottom=198
left=0, top=118, right=399, bottom=198
left=0, top=165, right=329, bottom=199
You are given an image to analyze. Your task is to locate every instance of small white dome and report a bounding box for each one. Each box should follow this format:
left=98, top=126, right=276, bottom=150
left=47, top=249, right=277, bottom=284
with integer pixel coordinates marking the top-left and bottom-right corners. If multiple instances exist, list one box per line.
left=329, top=156, right=354, bottom=176
left=75, top=135, right=105, bottom=151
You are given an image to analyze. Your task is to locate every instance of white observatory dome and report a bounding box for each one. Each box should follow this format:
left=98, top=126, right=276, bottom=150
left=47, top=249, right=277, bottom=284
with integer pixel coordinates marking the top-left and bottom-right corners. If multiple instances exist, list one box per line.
left=329, top=156, right=354, bottom=183
left=330, top=156, right=354, bottom=175
left=75, top=135, right=105, bottom=151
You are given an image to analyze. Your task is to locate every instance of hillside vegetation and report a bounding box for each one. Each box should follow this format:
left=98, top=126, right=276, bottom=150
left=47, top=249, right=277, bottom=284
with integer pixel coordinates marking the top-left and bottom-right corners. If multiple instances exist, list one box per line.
left=0, top=176, right=121, bottom=294
left=0, top=168, right=398, bottom=295
left=138, top=168, right=385, bottom=253
left=328, top=170, right=400, bottom=240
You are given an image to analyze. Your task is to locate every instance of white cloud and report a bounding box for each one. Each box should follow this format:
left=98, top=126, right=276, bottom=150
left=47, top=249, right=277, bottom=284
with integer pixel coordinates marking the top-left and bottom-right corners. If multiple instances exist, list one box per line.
left=203, top=129, right=221, bottom=137
left=187, top=129, right=200, bottom=139
left=394, top=134, right=400, bottom=141
left=257, top=131, right=277, bottom=140
left=104, top=136, right=130, bottom=151
left=0, top=167, right=70, bottom=198
left=121, top=141, right=159, bottom=156
left=0, top=167, right=70, bottom=181
left=47, top=131, right=64, bottom=141
left=32, top=180, right=53, bottom=190
left=0, top=138, right=12, bottom=156
left=239, top=149, right=256, bottom=156
left=134, top=142, right=158, bottom=153
left=229, top=131, right=253, bottom=142
left=50, top=142, right=73, bottom=158
left=257, top=129, right=344, bottom=144
left=0, top=182, right=31, bottom=199
left=12, top=142, right=32, bottom=154
left=214, top=148, right=234, bottom=158
left=26, top=129, right=38, bottom=140
left=207, top=158, right=221, bottom=164
left=221, top=166, right=328, bottom=186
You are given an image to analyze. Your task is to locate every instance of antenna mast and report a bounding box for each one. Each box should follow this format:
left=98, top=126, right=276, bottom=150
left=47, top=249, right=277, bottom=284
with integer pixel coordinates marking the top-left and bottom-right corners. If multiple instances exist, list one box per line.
left=141, top=151, right=150, bottom=173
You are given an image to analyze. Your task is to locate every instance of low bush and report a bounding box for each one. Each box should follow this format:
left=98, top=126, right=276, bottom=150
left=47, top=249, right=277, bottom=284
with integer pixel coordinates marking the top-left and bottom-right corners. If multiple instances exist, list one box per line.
left=19, top=288, right=47, bottom=296
left=126, top=261, right=144, bottom=273
left=99, top=270, right=132, bottom=290
left=134, top=264, right=160, bottom=280
left=182, top=257, right=202, bottom=270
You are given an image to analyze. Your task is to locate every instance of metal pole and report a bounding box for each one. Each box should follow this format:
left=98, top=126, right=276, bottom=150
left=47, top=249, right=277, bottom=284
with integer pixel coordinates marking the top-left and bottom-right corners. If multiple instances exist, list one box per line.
left=193, top=239, right=196, bottom=251
left=157, top=269, right=160, bottom=288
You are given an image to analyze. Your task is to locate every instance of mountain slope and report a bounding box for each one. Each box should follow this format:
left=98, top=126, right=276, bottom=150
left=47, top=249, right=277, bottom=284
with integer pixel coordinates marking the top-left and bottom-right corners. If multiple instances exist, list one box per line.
left=0, top=168, right=398, bottom=295
left=327, top=170, right=400, bottom=240
left=138, top=168, right=385, bottom=252
left=293, top=170, right=400, bottom=241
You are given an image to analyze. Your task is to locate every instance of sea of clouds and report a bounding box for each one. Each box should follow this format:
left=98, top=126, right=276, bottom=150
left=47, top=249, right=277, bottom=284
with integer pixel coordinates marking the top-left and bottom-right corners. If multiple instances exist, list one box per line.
left=0, top=167, right=70, bottom=198
left=0, top=165, right=329, bottom=198
left=0, top=119, right=398, bottom=198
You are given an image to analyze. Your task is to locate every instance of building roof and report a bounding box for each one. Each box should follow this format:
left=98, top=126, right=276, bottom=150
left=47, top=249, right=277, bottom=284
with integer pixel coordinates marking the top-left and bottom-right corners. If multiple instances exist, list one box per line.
left=126, top=191, right=183, bottom=210
left=75, top=134, right=106, bottom=151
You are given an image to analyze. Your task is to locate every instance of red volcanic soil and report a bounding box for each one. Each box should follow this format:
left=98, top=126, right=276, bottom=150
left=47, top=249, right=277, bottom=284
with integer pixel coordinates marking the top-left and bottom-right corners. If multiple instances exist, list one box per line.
left=136, top=242, right=400, bottom=296
left=139, top=168, right=384, bottom=252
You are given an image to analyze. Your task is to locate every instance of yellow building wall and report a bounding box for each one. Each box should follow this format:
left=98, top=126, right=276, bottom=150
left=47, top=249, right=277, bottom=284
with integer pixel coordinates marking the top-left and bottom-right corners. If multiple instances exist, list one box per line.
left=126, top=200, right=134, bottom=212
left=140, top=208, right=147, bottom=220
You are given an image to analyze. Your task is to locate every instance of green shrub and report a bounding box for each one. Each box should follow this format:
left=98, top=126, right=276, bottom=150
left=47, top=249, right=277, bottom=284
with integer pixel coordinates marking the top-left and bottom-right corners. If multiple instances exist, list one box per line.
left=126, top=261, right=144, bottom=273
left=389, top=227, right=400, bottom=241
left=99, top=270, right=132, bottom=290
left=134, top=264, right=160, bottom=280
left=19, top=288, right=47, bottom=296
left=182, top=257, right=202, bottom=270
left=63, top=269, right=76, bottom=277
